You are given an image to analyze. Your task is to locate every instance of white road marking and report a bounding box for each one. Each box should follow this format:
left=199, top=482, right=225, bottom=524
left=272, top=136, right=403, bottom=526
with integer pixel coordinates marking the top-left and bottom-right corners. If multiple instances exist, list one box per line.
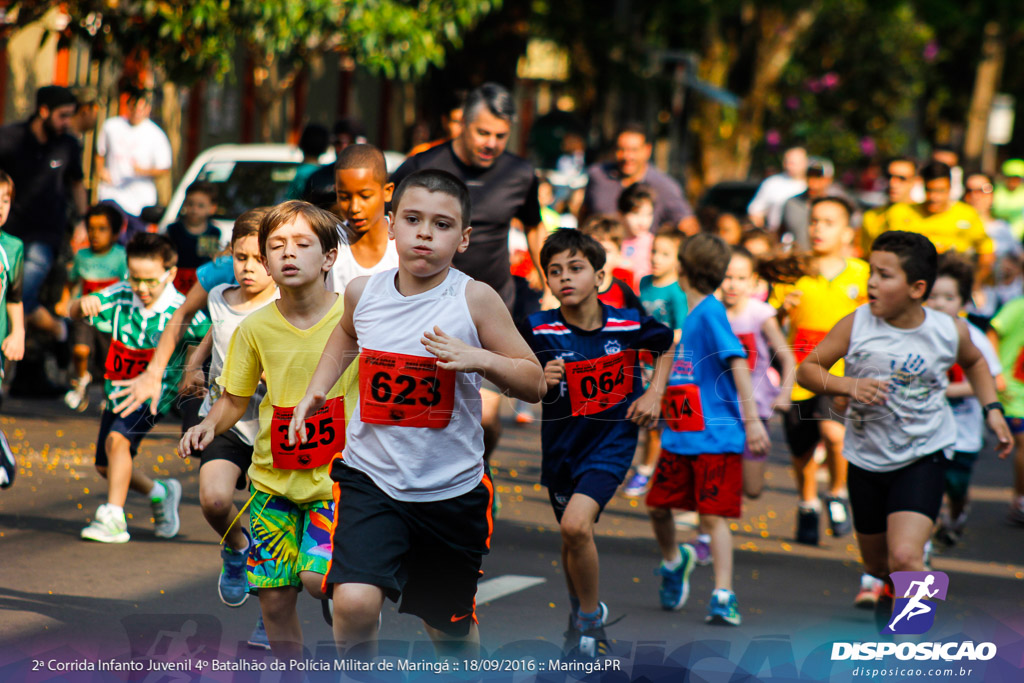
left=476, top=575, right=547, bottom=604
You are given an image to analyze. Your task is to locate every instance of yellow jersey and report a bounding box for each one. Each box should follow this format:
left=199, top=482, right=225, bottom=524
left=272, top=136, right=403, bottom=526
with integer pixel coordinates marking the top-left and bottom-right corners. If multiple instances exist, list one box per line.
left=220, top=294, right=357, bottom=504
left=771, top=258, right=870, bottom=401
left=860, top=203, right=900, bottom=254
left=881, top=201, right=994, bottom=256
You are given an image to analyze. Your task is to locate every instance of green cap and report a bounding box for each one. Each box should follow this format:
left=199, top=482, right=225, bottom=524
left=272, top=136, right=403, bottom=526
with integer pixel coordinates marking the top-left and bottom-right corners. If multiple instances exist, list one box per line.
left=1002, top=159, right=1024, bottom=177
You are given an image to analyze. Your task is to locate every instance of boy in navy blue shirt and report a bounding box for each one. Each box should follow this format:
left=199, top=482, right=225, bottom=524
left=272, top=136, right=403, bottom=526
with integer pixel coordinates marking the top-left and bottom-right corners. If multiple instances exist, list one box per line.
left=520, top=229, right=673, bottom=659
left=646, top=233, right=769, bottom=626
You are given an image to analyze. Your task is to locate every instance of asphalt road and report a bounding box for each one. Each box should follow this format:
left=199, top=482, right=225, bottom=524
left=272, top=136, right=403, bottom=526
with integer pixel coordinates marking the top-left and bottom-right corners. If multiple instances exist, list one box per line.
left=1, top=391, right=1023, bottom=682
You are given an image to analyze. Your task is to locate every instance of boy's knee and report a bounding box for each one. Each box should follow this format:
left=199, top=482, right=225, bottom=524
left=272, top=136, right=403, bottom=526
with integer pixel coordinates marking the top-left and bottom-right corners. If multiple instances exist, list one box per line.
left=199, top=490, right=233, bottom=517
left=888, top=544, right=923, bottom=572
left=333, top=585, right=382, bottom=625
left=105, top=431, right=130, bottom=453
left=648, top=506, right=671, bottom=522
left=559, top=518, right=592, bottom=547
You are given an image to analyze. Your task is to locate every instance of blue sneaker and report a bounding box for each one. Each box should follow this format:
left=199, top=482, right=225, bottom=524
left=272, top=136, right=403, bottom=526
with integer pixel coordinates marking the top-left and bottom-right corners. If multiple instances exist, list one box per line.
left=657, top=544, right=695, bottom=610
left=247, top=613, right=271, bottom=650
left=705, top=588, right=741, bottom=626
left=218, top=530, right=251, bottom=607
left=623, top=471, right=651, bottom=498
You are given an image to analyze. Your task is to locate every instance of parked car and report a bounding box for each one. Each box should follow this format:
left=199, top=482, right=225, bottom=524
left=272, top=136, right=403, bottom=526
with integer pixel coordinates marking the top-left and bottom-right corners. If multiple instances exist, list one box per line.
left=151, top=144, right=405, bottom=243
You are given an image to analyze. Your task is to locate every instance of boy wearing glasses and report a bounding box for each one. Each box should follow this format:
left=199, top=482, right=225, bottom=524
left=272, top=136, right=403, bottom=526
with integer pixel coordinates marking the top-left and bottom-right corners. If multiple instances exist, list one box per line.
left=860, top=157, right=918, bottom=255
left=70, top=232, right=210, bottom=543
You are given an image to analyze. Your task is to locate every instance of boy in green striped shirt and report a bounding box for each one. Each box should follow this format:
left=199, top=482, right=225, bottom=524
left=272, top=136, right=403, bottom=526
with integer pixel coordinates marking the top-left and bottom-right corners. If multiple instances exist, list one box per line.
left=69, top=233, right=210, bottom=542
left=0, top=170, right=24, bottom=489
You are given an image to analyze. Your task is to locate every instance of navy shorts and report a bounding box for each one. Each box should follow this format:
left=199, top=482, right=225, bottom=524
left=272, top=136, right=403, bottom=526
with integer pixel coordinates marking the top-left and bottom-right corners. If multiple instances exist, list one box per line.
left=94, top=407, right=162, bottom=468
left=546, top=467, right=623, bottom=523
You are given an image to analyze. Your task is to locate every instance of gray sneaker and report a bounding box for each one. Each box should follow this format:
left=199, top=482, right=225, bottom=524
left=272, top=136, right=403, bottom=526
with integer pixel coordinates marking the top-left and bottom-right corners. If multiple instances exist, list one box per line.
left=152, top=478, right=182, bottom=538
left=81, top=504, right=130, bottom=543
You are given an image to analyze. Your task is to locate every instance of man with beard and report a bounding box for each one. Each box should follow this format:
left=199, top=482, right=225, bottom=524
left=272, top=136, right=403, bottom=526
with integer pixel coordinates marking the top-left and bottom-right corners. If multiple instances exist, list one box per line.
left=0, top=85, right=87, bottom=341
left=389, top=83, right=544, bottom=475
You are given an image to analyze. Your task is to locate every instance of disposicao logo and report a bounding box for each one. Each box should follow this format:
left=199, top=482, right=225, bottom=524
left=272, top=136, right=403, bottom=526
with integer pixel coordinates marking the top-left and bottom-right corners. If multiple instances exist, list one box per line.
left=883, top=570, right=948, bottom=635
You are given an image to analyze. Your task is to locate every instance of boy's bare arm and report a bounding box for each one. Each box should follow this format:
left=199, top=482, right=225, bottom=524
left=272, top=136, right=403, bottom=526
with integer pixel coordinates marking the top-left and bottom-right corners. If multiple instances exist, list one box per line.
left=729, top=356, right=770, bottom=455
left=626, top=348, right=673, bottom=427
left=762, top=316, right=795, bottom=409
left=427, top=281, right=546, bottom=402
left=110, top=280, right=210, bottom=416
left=955, top=319, right=1013, bottom=458
left=2, top=301, right=24, bottom=361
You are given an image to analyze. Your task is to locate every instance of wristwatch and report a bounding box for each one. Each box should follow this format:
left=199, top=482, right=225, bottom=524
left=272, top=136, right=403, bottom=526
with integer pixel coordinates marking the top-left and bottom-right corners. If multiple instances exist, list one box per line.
left=983, top=401, right=1005, bottom=418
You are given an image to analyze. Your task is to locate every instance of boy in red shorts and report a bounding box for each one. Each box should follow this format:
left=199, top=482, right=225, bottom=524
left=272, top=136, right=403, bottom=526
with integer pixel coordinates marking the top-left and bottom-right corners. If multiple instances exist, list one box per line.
left=646, top=233, right=769, bottom=626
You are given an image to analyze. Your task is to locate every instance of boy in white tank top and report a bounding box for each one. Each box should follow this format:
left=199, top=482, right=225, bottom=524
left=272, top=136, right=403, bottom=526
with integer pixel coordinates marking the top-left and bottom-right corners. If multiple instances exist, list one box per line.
left=797, top=231, right=1011, bottom=604
left=290, top=169, right=547, bottom=657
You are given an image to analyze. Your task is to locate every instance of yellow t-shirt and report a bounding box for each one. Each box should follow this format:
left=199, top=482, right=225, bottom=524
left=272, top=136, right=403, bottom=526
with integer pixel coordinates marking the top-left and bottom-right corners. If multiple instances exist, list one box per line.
left=771, top=258, right=869, bottom=401
left=220, top=294, right=356, bottom=504
left=882, top=201, right=994, bottom=256
left=860, top=203, right=899, bottom=254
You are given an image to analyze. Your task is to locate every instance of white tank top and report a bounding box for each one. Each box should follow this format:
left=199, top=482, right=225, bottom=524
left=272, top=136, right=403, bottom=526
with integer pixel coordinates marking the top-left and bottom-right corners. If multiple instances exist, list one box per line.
left=843, top=305, right=958, bottom=471
left=202, top=284, right=276, bottom=445
left=343, top=268, right=484, bottom=501
left=327, top=223, right=400, bottom=295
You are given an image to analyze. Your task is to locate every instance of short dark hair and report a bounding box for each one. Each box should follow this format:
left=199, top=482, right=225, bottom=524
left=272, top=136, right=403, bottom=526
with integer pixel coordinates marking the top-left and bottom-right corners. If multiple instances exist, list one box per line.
left=680, top=233, right=731, bottom=294
left=259, top=200, right=341, bottom=261
left=232, top=206, right=271, bottom=245
left=580, top=214, right=626, bottom=248
left=184, top=181, right=218, bottom=203
left=920, top=160, right=952, bottom=184
left=617, top=182, right=656, bottom=214
left=540, top=228, right=606, bottom=273
left=36, top=85, right=76, bottom=112
left=463, top=83, right=515, bottom=124
left=335, top=143, right=388, bottom=185
left=615, top=122, right=648, bottom=142
left=86, top=204, right=124, bottom=235
left=730, top=244, right=756, bottom=267
left=871, top=230, right=938, bottom=299
left=126, top=232, right=177, bottom=269
left=0, top=169, right=13, bottom=197
left=391, top=169, right=471, bottom=229
left=810, top=195, right=854, bottom=223
left=935, top=251, right=975, bottom=306
left=298, top=123, right=330, bottom=159
left=655, top=223, right=686, bottom=243
left=886, top=156, right=917, bottom=172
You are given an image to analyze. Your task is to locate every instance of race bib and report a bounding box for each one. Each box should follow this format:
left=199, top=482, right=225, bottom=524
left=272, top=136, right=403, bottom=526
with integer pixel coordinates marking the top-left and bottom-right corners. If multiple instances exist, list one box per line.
left=565, top=350, right=635, bottom=417
left=270, top=396, right=344, bottom=470
left=358, top=349, right=456, bottom=428
left=103, top=340, right=155, bottom=381
left=661, top=383, right=705, bottom=432
left=737, top=332, right=758, bottom=371
left=1015, top=348, right=1024, bottom=383
left=82, top=277, right=121, bottom=295
left=792, top=328, right=828, bottom=363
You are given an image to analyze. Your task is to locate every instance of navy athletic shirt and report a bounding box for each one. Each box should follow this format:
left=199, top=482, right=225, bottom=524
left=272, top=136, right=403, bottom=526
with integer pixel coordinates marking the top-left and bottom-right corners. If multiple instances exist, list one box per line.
left=520, top=303, right=673, bottom=485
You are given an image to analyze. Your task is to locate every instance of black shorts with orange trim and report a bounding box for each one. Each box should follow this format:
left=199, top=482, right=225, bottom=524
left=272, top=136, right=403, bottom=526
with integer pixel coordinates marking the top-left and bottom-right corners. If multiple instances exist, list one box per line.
left=325, top=461, right=493, bottom=637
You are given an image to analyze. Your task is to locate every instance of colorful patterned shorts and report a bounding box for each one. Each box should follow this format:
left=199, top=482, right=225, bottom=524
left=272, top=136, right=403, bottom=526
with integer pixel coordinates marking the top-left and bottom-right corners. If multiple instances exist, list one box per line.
left=247, top=487, right=334, bottom=592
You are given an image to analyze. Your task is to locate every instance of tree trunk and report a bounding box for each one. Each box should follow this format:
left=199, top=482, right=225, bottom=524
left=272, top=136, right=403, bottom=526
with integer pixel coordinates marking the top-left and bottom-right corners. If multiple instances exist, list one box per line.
left=963, top=21, right=1006, bottom=171
left=159, top=79, right=181, bottom=201
left=693, top=3, right=819, bottom=189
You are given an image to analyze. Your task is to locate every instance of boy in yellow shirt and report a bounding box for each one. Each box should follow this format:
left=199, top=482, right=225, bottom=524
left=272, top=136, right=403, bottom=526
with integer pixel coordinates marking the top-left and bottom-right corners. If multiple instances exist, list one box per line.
left=180, top=201, right=353, bottom=658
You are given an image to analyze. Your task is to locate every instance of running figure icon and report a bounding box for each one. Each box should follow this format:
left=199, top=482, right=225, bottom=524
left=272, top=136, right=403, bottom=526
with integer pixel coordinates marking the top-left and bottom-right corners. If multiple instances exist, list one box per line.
left=888, top=574, right=939, bottom=631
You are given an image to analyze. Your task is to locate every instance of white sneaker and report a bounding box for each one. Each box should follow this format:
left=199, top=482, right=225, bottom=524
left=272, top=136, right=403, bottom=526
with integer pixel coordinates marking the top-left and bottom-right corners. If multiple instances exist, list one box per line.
left=152, top=479, right=182, bottom=538
left=81, top=504, right=130, bottom=543
left=64, top=372, right=91, bottom=412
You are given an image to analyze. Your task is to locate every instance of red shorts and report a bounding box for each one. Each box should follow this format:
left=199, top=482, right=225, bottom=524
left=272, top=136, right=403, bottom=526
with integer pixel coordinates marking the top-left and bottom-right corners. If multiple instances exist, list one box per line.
left=645, top=450, right=742, bottom=518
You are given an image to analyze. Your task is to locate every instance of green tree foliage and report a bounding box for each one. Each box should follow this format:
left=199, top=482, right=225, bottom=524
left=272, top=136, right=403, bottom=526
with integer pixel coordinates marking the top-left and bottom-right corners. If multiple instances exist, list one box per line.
left=9, top=0, right=499, bottom=83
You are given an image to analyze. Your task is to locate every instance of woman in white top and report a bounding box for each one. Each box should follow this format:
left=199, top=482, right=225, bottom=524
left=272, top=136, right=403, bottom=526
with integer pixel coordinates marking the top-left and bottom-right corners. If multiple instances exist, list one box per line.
left=796, top=231, right=1011, bottom=590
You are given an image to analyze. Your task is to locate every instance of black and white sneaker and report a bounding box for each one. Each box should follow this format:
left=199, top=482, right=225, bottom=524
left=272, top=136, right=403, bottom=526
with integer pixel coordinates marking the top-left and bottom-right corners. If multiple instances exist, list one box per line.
left=0, top=429, right=15, bottom=489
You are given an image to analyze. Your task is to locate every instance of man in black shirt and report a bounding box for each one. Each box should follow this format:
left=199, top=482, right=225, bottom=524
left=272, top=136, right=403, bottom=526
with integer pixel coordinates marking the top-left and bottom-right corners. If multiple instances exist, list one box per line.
left=389, top=83, right=544, bottom=468
left=0, top=85, right=87, bottom=337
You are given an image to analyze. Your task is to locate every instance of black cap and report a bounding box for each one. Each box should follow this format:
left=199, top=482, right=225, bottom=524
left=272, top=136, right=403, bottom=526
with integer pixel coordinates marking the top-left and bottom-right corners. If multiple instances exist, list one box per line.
left=36, top=85, right=77, bottom=111
left=807, top=157, right=834, bottom=178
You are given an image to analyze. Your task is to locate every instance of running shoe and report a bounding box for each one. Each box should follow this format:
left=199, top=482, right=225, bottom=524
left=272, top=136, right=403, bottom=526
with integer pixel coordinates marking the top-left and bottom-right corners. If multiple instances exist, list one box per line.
left=796, top=507, right=820, bottom=545
left=1007, top=504, right=1024, bottom=526
left=565, top=603, right=610, bottom=660
left=0, top=429, right=15, bottom=489
left=81, top=504, right=130, bottom=543
left=825, top=495, right=852, bottom=537
left=692, top=538, right=712, bottom=566
left=874, top=581, right=895, bottom=633
left=64, top=372, right=91, bottom=412
left=657, top=544, right=695, bottom=610
left=151, top=478, right=182, bottom=539
left=219, top=530, right=251, bottom=607
left=623, top=471, right=651, bottom=498
left=854, top=574, right=884, bottom=609
left=705, top=588, right=741, bottom=626
left=247, top=613, right=271, bottom=650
